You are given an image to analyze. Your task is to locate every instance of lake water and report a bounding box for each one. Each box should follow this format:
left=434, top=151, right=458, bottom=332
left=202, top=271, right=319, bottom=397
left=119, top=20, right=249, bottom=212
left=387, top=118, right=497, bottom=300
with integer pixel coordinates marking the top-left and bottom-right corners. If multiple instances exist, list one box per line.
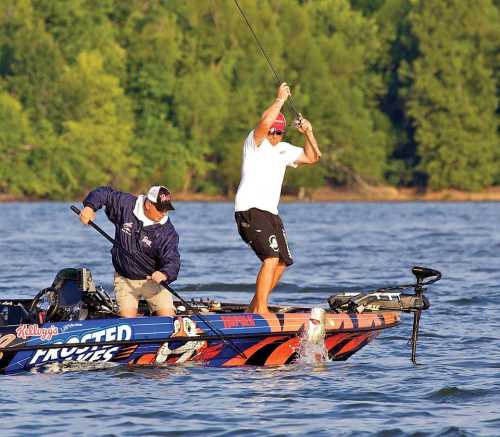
left=0, top=201, right=498, bottom=436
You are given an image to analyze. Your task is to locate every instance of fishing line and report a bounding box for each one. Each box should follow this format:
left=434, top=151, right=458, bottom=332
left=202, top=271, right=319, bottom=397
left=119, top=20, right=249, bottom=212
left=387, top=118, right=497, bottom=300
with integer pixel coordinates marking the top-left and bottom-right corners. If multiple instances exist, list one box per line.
left=233, top=0, right=322, bottom=157
left=233, top=0, right=301, bottom=117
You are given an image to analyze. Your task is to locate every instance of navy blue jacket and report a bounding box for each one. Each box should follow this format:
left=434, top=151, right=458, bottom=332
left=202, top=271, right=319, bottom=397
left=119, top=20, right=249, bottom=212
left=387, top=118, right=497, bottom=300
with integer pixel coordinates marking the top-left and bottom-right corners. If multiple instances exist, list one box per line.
left=83, top=187, right=180, bottom=282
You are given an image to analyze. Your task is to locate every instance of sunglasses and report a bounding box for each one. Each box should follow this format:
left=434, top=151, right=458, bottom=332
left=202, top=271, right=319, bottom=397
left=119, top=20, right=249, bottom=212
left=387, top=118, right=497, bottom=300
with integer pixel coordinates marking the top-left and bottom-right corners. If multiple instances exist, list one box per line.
left=268, top=129, right=284, bottom=136
left=149, top=201, right=170, bottom=213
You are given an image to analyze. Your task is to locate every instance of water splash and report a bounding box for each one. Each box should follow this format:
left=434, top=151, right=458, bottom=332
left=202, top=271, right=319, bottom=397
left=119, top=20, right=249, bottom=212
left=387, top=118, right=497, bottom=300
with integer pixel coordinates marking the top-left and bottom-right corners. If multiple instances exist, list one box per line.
left=296, top=340, right=330, bottom=366
left=295, top=307, right=330, bottom=366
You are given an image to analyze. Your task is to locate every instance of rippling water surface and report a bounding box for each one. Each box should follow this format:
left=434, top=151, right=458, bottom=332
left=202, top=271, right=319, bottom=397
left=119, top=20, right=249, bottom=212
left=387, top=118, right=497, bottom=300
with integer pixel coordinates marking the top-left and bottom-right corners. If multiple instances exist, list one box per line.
left=0, top=201, right=499, bottom=436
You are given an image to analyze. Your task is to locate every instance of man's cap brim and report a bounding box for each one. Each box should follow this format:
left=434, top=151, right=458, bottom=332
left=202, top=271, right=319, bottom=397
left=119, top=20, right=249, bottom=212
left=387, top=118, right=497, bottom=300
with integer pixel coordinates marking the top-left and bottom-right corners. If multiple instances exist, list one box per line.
left=155, top=201, right=175, bottom=212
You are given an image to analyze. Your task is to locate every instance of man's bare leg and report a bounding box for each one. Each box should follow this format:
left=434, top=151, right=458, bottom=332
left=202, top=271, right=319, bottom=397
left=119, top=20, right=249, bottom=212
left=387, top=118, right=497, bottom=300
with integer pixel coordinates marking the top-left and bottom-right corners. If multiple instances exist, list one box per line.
left=119, top=307, right=138, bottom=318
left=155, top=308, right=176, bottom=317
left=248, top=258, right=287, bottom=313
left=121, top=307, right=174, bottom=317
left=271, top=261, right=287, bottom=290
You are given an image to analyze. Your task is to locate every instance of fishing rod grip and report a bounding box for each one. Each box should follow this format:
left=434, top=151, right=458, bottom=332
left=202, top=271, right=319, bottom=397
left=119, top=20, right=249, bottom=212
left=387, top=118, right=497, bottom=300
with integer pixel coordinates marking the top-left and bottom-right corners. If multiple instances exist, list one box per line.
left=70, top=205, right=81, bottom=215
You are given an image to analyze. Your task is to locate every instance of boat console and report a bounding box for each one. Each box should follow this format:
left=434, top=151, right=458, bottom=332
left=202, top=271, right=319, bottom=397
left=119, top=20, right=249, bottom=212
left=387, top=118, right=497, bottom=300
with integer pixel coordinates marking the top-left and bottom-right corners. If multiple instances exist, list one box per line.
left=29, top=268, right=117, bottom=323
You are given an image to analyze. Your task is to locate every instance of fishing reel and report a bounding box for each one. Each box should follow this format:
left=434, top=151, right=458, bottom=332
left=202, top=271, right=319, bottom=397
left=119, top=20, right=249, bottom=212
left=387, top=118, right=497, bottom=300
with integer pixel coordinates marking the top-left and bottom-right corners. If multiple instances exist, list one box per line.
left=294, top=113, right=304, bottom=129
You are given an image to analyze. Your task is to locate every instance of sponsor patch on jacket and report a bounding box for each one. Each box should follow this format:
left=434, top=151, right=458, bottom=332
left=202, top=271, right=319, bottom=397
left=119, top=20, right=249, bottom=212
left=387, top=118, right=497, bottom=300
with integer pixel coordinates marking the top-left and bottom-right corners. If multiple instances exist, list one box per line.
left=121, top=222, right=133, bottom=235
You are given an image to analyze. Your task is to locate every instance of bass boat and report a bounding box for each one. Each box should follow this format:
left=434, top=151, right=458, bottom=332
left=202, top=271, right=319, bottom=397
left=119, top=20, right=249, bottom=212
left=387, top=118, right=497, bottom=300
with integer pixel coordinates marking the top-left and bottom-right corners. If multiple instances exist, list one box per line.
left=0, top=265, right=441, bottom=375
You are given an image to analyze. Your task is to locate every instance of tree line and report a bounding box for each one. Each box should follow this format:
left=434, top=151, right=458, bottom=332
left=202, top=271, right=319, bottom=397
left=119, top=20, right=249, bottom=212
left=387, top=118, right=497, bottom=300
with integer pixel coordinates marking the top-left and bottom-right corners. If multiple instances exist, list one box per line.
left=0, top=0, right=499, bottom=199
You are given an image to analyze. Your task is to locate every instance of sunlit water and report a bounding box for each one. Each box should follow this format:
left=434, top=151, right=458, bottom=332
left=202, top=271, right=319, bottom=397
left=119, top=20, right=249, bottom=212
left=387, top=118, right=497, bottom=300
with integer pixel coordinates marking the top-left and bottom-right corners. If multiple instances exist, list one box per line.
left=0, top=201, right=499, bottom=436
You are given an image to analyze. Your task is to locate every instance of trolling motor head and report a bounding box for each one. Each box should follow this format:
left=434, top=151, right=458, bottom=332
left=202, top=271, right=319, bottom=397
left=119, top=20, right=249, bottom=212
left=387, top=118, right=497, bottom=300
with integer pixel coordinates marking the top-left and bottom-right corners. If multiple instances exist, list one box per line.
left=405, top=266, right=436, bottom=309
left=412, top=266, right=442, bottom=286
left=409, top=266, right=441, bottom=313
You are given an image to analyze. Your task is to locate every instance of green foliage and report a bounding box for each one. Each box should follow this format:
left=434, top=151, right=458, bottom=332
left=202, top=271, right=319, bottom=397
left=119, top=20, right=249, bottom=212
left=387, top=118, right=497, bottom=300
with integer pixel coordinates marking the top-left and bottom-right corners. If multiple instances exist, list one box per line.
left=350, top=0, right=386, bottom=16
left=32, top=0, right=125, bottom=78
left=0, top=0, right=67, bottom=124
left=0, top=91, right=33, bottom=194
left=284, top=164, right=327, bottom=197
left=373, top=0, right=418, bottom=186
left=56, top=50, right=137, bottom=194
left=0, top=0, right=499, bottom=198
left=303, top=0, right=394, bottom=185
left=403, top=0, right=500, bottom=190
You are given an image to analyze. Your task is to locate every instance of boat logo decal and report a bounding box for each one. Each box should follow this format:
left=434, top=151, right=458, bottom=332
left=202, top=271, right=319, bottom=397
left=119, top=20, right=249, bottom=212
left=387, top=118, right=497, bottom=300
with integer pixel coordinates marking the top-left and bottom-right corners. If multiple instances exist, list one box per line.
left=268, top=235, right=279, bottom=251
left=121, top=222, right=133, bottom=235
left=221, top=315, right=256, bottom=329
left=16, top=324, right=59, bottom=341
left=61, top=323, right=84, bottom=332
left=159, top=193, right=171, bottom=202
left=155, top=317, right=206, bottom=364
left=29, top=324, right=132, bottom=365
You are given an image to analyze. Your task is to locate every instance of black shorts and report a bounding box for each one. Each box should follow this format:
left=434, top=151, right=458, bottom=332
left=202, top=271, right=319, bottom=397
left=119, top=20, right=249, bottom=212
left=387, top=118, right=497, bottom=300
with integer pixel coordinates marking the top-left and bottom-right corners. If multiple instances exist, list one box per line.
left=235, top=208, right=293, bottom=266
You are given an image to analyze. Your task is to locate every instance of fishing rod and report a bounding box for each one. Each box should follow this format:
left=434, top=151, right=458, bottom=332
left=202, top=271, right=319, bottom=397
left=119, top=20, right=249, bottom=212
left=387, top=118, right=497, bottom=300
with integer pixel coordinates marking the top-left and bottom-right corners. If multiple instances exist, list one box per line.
left=70, top=205, right=247, bottom=359
left=233, top=0, right=321, bottom=157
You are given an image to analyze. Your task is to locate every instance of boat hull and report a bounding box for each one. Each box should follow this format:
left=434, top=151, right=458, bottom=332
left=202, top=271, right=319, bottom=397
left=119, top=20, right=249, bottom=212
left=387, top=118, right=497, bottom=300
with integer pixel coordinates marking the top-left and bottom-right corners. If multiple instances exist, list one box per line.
left=0, top=311, right=400, bottom=375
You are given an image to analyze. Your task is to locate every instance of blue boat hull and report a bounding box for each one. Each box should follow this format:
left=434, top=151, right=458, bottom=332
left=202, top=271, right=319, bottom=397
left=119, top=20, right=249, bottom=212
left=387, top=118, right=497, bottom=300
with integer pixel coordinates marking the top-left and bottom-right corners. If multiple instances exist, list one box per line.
left=0, top=311, right=400, bottom=375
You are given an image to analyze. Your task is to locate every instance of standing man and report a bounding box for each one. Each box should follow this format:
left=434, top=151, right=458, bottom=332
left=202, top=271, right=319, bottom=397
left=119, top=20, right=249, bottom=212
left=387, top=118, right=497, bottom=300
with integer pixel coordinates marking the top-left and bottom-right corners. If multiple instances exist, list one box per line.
left=79, top=185, right=180, bottom=318
left=235, top=83, right=321, bottom=313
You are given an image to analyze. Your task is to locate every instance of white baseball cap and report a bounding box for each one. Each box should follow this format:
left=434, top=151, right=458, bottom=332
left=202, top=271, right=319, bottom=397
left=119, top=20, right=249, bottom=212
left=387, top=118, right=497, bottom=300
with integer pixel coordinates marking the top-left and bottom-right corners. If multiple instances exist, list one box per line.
left=146, top=186, right=175, bottom=211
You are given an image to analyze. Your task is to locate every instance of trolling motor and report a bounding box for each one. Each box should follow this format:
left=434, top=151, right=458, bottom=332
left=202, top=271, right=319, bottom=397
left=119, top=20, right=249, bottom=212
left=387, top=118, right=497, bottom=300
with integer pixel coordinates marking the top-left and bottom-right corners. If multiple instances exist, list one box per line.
left=328, top=266, right=442, bottom=364
left=409, top=266, right=441, bottom=364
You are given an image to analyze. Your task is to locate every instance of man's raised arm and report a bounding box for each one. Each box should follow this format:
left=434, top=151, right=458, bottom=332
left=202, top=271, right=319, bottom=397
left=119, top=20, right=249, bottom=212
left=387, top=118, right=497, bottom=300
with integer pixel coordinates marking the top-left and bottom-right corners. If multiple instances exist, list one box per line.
left=295, top=117, right=321, bottom=165
left=253, top=82, right=291, bottom=146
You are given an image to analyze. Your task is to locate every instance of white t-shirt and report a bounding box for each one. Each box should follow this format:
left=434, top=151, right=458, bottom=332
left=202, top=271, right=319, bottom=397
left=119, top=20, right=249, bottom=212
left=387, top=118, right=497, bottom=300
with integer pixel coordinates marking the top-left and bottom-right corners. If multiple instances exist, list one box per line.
left=235, top=130, right=303, bottom=214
